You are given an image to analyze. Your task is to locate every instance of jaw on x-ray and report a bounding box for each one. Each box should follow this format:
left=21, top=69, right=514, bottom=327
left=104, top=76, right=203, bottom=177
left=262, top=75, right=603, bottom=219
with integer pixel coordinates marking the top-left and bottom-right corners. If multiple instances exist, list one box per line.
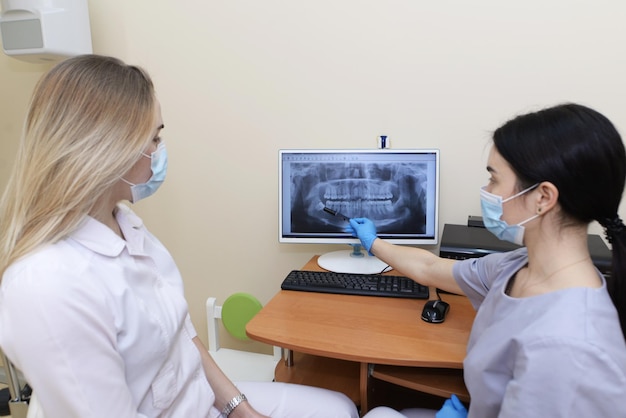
left=289, top=161, right=428, bottom=234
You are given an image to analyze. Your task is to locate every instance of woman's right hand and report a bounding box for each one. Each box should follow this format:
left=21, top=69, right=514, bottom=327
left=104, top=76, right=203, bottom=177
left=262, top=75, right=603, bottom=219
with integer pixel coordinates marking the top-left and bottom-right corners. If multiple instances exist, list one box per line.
left=345, top=218, right=378, bottom=253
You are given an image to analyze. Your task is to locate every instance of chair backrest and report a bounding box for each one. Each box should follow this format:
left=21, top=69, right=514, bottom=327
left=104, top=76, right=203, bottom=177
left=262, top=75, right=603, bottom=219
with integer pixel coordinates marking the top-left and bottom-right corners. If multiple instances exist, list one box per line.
left=207, top=292, right=264, bottom=351
left=207, top=292, right=283, bottom=357
left=206, top=293, right=281, bottom=382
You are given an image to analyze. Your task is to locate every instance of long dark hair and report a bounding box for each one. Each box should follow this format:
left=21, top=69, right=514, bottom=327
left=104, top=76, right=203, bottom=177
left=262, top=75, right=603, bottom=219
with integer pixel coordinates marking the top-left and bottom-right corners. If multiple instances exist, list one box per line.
left=493, top=103, right=626, bottom=339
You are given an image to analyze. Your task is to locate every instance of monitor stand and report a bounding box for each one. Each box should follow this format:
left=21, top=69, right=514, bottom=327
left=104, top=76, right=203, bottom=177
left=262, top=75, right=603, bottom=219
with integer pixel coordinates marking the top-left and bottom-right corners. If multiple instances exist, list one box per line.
left=317, top=244, right=392, bottom=274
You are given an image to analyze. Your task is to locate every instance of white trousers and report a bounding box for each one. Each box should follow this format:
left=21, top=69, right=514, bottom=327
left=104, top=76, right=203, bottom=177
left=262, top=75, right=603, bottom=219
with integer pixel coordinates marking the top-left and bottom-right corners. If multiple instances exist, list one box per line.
left=361, top=406, right=437, bottom=418
left=235, top=381, right=359, bottom=418
left=27, top=382, right=360, bottom=418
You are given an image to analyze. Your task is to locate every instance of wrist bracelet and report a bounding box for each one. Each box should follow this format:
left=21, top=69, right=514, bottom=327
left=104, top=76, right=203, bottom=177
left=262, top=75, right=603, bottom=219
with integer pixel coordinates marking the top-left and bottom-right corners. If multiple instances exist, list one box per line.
left=221, top=393, right=247, bottom=417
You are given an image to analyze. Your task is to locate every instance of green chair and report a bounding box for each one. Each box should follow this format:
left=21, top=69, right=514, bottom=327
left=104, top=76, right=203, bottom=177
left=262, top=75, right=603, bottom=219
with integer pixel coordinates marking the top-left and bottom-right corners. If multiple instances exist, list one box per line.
left=206, top=293, right=281, bottom=382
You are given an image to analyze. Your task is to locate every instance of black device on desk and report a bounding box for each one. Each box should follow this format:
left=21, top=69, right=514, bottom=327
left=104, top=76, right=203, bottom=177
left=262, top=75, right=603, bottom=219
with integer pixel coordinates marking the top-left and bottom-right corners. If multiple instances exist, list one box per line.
left=281, top=270, right=430, bottom=299
left=421, top=300, right=450, bottom=323
left=439, top=222, right=612, bottom=278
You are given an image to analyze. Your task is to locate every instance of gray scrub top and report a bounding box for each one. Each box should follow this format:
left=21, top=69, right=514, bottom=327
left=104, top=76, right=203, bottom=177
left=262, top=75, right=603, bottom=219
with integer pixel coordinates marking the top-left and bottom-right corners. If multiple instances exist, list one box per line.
left=453, top=248, right=626, bottom=418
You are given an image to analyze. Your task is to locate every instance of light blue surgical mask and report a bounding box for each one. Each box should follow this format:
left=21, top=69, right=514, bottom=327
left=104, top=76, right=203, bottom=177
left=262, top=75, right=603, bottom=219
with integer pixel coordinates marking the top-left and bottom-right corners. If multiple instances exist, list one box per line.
left=480, top=183, right=539, bottom=246
left=122, top=142, right=168, bottom=203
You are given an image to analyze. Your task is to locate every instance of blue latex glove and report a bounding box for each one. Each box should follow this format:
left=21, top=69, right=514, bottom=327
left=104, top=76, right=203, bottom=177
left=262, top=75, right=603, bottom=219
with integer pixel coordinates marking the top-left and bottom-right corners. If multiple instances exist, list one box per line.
left=435, top=395, right=468, bottom=418
left=345, top=218, right=378, bottom=253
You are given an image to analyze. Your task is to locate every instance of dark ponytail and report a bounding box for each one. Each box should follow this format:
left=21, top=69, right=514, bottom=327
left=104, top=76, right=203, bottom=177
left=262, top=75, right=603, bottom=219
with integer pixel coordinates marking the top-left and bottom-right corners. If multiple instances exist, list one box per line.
left=601, top=217, right=626, bottom=340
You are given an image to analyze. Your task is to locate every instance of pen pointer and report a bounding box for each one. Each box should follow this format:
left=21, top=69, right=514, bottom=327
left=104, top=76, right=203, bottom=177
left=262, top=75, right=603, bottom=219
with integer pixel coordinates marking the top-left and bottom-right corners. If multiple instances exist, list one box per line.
left=323, top=206, right=350, bottom=221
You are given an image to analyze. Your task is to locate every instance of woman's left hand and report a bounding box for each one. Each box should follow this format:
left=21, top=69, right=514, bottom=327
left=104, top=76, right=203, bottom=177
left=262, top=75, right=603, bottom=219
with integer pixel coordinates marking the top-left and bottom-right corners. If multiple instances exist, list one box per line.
left=435, top=394, right=467, bottom=418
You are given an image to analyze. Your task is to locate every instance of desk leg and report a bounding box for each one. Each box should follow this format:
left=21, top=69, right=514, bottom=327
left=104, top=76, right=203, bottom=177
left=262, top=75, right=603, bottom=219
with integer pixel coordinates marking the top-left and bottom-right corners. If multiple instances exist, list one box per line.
left=284, top=349, right=294, bottom=367
left=360, top=363, right=369, bottom=414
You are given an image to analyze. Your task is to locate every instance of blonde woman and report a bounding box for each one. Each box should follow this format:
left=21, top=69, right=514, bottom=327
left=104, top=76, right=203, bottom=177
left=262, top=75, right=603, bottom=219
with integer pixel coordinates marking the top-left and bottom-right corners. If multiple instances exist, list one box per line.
left=0, top=55, right=358, bottom=418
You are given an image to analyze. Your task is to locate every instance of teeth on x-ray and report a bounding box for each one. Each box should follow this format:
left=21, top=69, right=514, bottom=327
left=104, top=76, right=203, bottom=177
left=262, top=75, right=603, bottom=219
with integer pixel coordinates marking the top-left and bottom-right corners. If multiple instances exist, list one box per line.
left=290, top=161, right=428, bottom=231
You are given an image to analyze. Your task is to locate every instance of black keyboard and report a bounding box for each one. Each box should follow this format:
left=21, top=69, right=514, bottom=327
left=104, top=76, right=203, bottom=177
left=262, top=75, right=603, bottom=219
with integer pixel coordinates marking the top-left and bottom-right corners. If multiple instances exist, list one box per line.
left=280, top=270, right=429, bottom=299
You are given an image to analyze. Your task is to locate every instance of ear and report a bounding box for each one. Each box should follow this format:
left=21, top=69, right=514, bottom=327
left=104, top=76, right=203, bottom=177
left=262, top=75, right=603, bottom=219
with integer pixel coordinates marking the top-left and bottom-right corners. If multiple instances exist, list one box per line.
left=535, top=181, right=559, bottom=215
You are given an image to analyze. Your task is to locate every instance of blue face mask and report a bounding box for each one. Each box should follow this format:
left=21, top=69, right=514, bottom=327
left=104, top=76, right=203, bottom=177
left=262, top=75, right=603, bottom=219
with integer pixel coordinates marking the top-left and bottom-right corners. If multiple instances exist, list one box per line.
left=122, top=142, right=168, bottom=203
left=480, top=183, right=539, bottom=246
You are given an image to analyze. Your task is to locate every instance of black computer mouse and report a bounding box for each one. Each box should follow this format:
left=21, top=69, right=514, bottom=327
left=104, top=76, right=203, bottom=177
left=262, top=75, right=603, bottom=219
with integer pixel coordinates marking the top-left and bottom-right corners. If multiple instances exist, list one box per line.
left=421, top=300, right=450, bottom=323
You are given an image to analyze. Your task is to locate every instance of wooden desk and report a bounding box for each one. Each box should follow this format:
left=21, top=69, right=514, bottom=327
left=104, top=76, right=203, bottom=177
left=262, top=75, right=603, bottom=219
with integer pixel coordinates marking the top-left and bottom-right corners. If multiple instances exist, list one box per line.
left=247, top=256, right=475, bottom=413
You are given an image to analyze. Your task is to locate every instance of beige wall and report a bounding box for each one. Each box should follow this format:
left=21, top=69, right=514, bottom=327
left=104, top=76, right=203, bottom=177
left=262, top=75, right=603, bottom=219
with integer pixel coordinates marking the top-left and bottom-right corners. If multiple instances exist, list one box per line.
left=1, top=0, right=625, bottom=352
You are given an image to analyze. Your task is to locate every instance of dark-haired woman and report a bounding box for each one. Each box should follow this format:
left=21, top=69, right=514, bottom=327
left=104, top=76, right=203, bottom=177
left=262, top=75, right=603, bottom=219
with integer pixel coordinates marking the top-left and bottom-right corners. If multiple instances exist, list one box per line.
left=359, top=103, right=626, bottom=417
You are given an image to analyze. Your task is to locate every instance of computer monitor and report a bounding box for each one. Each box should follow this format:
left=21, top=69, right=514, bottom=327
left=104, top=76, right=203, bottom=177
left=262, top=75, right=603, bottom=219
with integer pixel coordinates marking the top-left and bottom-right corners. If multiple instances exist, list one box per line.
left=279, top=148, right=440, bottom=274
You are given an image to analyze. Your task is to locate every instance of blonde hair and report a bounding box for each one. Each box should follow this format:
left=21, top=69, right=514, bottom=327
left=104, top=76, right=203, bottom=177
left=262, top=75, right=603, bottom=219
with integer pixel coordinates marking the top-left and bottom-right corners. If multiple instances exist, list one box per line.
left=0, top=55, right=157, bottom=277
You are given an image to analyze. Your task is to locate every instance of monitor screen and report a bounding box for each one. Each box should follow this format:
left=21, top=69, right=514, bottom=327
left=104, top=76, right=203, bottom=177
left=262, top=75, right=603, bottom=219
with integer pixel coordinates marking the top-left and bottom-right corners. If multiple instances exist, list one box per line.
left=279, top=149, right=440, bottom=273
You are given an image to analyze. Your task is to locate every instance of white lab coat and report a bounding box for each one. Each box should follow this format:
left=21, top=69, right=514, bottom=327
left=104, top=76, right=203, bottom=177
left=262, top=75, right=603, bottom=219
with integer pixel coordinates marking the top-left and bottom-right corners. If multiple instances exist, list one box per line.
left=0, top=204, right=216, bottom=417
left=0, top=204, right=359, bottom=418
